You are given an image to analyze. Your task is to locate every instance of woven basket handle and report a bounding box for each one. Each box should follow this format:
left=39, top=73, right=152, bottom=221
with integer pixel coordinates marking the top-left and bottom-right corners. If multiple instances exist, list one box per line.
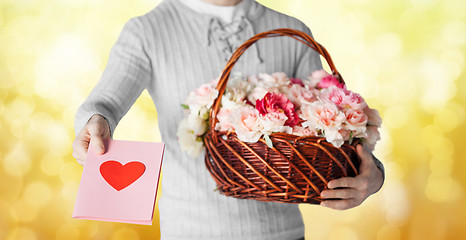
left=209, top=28, right=343, bottom=135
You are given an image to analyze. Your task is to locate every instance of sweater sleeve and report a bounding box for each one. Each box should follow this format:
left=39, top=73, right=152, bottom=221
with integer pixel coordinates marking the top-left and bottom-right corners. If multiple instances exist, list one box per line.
left=293, top=25, right=323, bottom=79
left=74, top=17, right=152, bottom=136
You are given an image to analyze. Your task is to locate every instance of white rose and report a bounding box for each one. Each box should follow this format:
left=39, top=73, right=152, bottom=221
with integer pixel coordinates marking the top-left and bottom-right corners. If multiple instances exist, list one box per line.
left=177, top=118, right=205, bottom=158
left=187, top=113, right=208, bottom=136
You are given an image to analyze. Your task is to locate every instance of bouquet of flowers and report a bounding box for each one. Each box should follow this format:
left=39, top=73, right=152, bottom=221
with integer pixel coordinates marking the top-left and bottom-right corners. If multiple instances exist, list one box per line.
left=177, top=70, right=381, bottom=158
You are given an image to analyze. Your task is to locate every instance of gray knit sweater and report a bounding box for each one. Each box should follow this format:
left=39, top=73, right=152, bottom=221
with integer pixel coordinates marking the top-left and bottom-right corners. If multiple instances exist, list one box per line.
left=75, top=0, right=322, bottom=239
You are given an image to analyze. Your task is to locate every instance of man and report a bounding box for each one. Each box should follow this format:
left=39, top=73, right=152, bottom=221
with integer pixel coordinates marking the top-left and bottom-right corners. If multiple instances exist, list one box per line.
left=72, top=0, right=384, bottom=239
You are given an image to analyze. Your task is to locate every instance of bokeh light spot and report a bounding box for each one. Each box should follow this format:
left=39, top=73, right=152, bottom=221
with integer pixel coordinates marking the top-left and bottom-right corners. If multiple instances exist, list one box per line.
left=442, top=21, right=466, bottom=46
left=377, top=224, right=401, bottom=240
left=11, top=199, right=38, bottom=223
left=41, top=154, right=65, bottom=176
left=409, top=0, right=438, bottom=9
left=59, top=162, right=82, bottom=184
left=34, top=34, right=100, bottom=99
left=434, top=108, right=459, bottom=132
left=429, top=137, right=454, bottom=159
left=430, top=156, right=453, bottom=175
left=3, top=142, right=32, bottom=177
left=61, top=181, right=80, bottom=203
left=23, top=181, right=52, bottom=207
left=382, top=180, right=410, bottom=225
left=45, top=122, right=72, bottom=157
left=6, top=227, right=37, bottom=240
left=373, top=33, right=403, bottom=60
left=425, top=174, right=462, bottom=203
left=112, top=227, right=140, bottom=240
left=0, top=168, right=23, bottom=212
left=56, top=225, right=80, bottom=240
left=420, top=58, right=457, bottom=113
left=11, top=96, right=35, bottom=117
left=420, top=125, right=443, bottom=148
left=377, top=83, right=401, bottom=106
left=383, top=105, right=408, bottom=129
left=29, top=112, right=54, bottom=135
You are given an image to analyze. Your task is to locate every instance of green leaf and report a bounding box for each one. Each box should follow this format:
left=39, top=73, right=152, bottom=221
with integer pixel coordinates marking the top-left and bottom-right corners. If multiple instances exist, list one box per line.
left=264, top=134, right=273, bottom=149
left=181, top=104, right=189, bottom=109
left=349, top=131, right=354, bottom=145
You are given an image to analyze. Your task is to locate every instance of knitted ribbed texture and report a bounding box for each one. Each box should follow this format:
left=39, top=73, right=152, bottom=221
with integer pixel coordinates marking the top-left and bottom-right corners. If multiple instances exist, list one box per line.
left=75, top=0, right=322, bottom=239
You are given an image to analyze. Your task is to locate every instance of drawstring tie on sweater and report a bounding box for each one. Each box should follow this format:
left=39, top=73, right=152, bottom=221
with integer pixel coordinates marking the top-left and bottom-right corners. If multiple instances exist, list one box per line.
left=207, top=16, right=263, bottom=64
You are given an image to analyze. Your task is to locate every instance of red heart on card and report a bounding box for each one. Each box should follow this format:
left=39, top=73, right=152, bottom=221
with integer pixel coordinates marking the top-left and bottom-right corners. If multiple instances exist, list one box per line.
left=99, top=161, right=146, bottom=191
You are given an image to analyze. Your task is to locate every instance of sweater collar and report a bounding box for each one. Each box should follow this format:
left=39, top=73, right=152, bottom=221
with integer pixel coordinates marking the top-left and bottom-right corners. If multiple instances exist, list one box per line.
left=168, top=0, right=265, bottom=64
left=178, top=0, right=249, bottom=24
left=169, top=0, right=265, bottom=23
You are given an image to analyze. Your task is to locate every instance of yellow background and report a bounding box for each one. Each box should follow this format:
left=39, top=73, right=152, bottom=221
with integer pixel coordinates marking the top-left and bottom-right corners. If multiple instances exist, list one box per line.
left=1, top=0, right=465, bottom=239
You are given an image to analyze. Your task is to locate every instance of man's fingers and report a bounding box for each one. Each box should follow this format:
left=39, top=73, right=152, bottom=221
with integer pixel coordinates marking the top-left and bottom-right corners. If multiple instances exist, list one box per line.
left=321, top=199, right=361, bottom=210
left=327, top=177, right=357, bottom=189
left=357, top=144, right=374, bottom=166
left=321, top=188, right=359, bottom=200
left=90, top=133, right=106, bottom=155
left=72, top=136, right=90, bottom=164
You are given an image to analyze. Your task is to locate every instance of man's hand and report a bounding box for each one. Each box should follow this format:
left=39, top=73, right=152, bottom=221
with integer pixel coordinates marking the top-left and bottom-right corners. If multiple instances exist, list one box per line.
left=320, top=145, right=384, bottom=210
left=72, top=114, right=111, bottom=165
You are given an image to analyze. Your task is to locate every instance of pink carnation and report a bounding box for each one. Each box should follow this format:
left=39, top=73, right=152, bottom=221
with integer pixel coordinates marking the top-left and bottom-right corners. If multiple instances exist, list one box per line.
left=300, top=101, right=346, bottom=130
left=344, top=108, right=368, bottom=138
left=185, top=83, right=219, bottom=108
left=317, top=75, right=346, bottom=89
left=229, top=107, right=263, bottom=142
left=292, top=126, right=317, bottom=137
left=308, top=69, right=331, bottom=87
left=287, top=84, right=319, bottom=107
left=260, top=112, right=290, bottom=135
left=323, top=87, right=367, bottom=111
left=290, top=78, right=305, bottom=87
left=256, top=92, right=299, bottom=127
left=215, top=108, right=234, bottom=132
left=300, top=101, right=346, bottom=147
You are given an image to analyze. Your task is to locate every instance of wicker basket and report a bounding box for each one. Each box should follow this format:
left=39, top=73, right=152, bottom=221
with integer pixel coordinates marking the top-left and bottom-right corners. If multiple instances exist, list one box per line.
left=204, top=28, right=361, bottom=204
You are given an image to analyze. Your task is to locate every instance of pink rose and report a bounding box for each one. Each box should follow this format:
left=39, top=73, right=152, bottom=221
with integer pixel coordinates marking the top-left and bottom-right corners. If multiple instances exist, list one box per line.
left=185, top=83, right=219, bottom=108
left=317, top=75, right=346, bottom=89
left=260, top=111, right=290, bottom=135
left=323, top=87, right=367, bottom=111
left=300, top=101, right=346, bottom=147
left=308, top=69, right=331, bottom=88
left=215, top=108, right=234, bottom=132
left=256, top=92, right=299, bottom=127
left=287, top=84, right=319, bottom=108
left=292, top=126, right=317, bottom=137
left=247, top=86, right=268, bottom=104
left=338, top=129, right=351, bottom=141
left=229, top=107, right=263, bottom=142
left=271, top=72, right=290, bottom=86
left=344, top=109, right=368, bottom=138
left=300, top=101, right=346, bottom=130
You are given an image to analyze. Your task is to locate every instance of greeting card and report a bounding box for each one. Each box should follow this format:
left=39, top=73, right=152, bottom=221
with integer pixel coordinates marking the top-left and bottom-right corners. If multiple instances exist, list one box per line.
left=73, top=139, right=164, bottom=225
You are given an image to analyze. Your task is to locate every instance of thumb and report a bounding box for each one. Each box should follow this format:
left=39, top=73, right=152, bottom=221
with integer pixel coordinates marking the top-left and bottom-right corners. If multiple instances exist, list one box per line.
left=91, top=133, right=106, bottom=155
left=357, top=144, right=374, bottom=167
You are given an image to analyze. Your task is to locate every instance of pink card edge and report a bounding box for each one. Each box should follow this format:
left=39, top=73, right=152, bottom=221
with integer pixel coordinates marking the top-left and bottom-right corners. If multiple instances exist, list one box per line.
left=150, top=144, right=165, bottom=220
left=72, top=216, right=152, bottom=225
